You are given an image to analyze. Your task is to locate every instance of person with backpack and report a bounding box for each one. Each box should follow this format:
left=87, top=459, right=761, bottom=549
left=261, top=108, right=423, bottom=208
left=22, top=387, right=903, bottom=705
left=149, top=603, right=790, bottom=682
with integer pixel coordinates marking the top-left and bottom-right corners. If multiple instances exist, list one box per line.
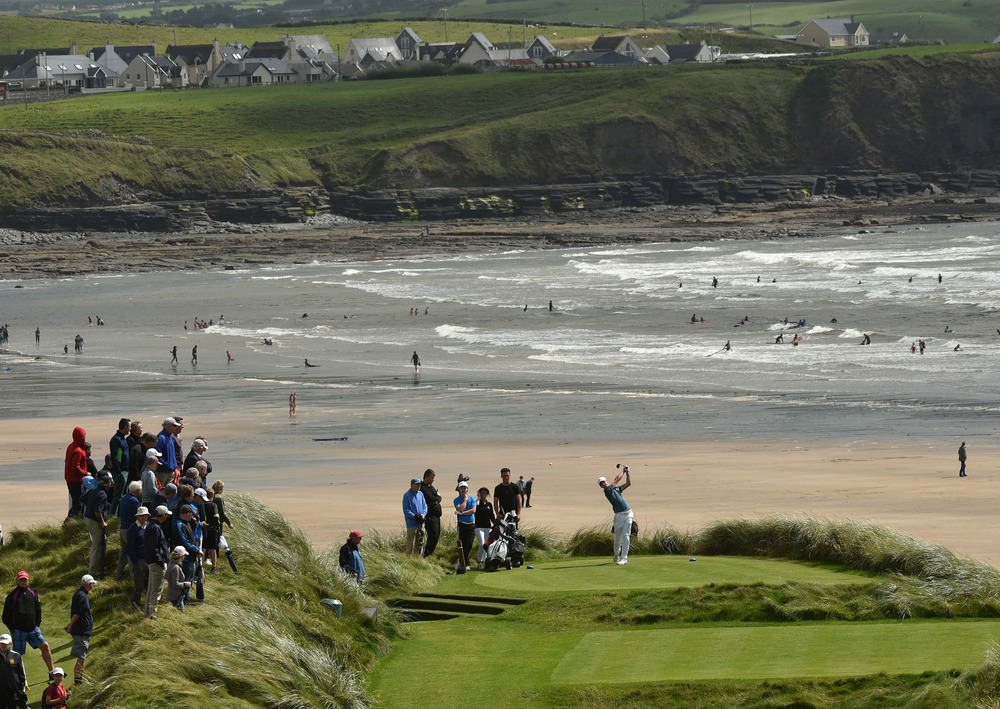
left=2, top=571, right=54, bottom=672
left=39, top=667, right=69, bottom=708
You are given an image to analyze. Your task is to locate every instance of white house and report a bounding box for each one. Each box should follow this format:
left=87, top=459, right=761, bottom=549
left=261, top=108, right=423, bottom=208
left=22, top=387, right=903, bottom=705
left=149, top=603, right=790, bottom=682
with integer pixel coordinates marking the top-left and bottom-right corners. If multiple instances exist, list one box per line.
left=796, top=18, right=870, bottom=48
left=123, top=54, right=186, bottom=89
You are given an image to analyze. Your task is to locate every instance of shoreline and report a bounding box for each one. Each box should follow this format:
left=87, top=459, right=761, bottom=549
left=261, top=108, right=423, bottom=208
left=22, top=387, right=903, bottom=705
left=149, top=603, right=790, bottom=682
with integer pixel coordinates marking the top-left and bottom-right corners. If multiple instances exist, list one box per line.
left=3, top=194, right=1000, bottom=280
left=2, top=414, right=997, bottom=567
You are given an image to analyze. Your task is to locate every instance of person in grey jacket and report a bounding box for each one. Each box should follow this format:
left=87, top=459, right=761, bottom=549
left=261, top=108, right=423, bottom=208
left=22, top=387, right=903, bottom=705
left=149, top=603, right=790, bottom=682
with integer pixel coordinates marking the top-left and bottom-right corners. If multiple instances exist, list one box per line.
left=165, top=547, right=191, bottom=612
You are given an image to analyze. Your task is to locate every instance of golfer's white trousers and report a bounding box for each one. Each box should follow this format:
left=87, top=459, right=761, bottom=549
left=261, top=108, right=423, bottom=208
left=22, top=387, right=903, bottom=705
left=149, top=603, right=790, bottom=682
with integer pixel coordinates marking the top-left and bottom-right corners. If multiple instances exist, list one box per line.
left=614, top=509, right=633, bottom=561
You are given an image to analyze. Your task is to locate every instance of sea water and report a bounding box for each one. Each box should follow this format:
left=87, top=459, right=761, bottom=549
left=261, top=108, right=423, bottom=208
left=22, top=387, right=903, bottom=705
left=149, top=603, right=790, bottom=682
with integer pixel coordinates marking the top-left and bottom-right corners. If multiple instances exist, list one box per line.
left=2, top=221, right=999, bottom=481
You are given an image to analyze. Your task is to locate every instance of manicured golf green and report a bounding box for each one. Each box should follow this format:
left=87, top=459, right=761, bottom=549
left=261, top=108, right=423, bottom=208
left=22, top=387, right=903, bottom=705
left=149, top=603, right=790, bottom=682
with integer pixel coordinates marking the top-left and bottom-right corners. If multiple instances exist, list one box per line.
left=470, top=555, right=870, bottom=592
left=552, top=621, right=1000, bottom=683
left=371, top=618, right=1000, bottom=707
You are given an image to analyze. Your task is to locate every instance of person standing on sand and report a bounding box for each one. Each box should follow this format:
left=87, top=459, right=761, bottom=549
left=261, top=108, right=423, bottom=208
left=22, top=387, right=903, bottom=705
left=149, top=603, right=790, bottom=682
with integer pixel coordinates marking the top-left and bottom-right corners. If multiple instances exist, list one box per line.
left=958, top=441, right=967, bottom=477
left=289, top=393, right=296, bottom=417
left=411, top=351, right=421, bottom=373
left=34, top=328, right=39, bottom=347
left=599, top=465, right=632, bottom=565
left=524, top=477, right=534, bottom=508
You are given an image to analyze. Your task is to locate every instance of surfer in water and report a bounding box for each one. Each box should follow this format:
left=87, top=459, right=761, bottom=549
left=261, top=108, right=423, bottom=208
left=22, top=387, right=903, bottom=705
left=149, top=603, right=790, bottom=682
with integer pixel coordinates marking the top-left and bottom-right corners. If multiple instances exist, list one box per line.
left=411, top=351, right=421, bottom=373
left=775, top=333, right=784, bottom=344
left=723, top=340, right=731, bottom=352
left=304, top=359, right=318, bottom=367
left=712, top=277, right=718, bottom=288
left=691, top=314, right=698, bottom=323
left=170, top=346, right=178, bottom=364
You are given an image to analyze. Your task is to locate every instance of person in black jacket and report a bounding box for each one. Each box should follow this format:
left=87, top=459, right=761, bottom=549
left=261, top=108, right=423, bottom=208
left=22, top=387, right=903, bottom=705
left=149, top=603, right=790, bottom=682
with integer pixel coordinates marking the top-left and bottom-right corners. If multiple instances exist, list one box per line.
left=419, top=469, right=442, bottom=557
left=0, top=633, right=28, bottom=709
left=2, top=571, right=53, bottom=671
left=143, top=506, right=172, bottom=619
left=473, top=488, right=497, bottom=570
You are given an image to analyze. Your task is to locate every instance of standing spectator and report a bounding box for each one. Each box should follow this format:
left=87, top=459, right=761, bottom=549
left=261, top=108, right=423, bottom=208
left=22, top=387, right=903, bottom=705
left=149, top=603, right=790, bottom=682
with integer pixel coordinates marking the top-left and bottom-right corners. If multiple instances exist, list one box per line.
left=493, top=468, right=521, bottom=523
left=65, top=575, right=96, bottom=685
left=108, top=418, right=130, bottom=516
left=599, top=465, right=633, bottom=566
left=115, top=481, right=142, bottom=580
left=126, top=507, right=150, bottom=612
left=140, top=449, right=164, bottom=507
left=171, top=417, right=185, bottom=474
left=524, top=477, right=534, bottom=508
left=83, top=472, right=112, bottom=578
left=64, top=426, right=89, bottom=521
left=453, top=481, right=476, bottom=571
left=155, top=418, right=180, bottom=484
left=2, top=571, right=54, bottom=671
left=125, top=423, right=147, bottom=485
left=211, top=481, right=233, bottom=530
left=183, top=439, right=210, bottom=476
left=958, top=441, right=967, bottom=477
left=143, top=506, right=171, bottom=619
left=338, top=531, right=365, bottom=583
left=402, top=477, right=427, bottom=555
left=40, top=667, right=68, bottom=709
left=0, top=633, right=27, bottom=709
left=150, top=483, right=177, bottom=515
left=201, top=489, right=222, bottom=573
left=419, top=469, right=442, bottom=557
left=172, top=506, right=203, bottom=605
left=473, top=487, right=496, bottom=570
left=165, top=547, right=191, bottom=612
left=516, top=475, right=527, bottom=508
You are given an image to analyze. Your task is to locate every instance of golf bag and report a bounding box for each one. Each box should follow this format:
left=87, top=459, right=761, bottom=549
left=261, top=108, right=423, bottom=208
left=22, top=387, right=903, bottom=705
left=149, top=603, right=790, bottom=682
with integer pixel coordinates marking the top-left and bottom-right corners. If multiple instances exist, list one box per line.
left=483, top=511, right=526, bottom=571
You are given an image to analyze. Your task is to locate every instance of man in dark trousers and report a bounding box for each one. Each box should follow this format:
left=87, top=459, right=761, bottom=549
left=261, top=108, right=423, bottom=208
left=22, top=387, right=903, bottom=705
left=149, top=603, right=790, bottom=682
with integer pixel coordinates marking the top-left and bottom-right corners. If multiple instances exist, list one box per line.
left=109, top=418, right=130, bottom=516
left=419, top=469, right=443, bottom=557
left=65, top=575, right=96, bottom=686
left=524, top=477, right=534, bottom=508
left=493, top=467, right=521, bottom=524
left=958, top=441, right=967, bottom=477
left=2, top=571, right=54, bottom=672
left=0, top=632, right=28, bottom=709
left=143, top=506, right=172, bottom=620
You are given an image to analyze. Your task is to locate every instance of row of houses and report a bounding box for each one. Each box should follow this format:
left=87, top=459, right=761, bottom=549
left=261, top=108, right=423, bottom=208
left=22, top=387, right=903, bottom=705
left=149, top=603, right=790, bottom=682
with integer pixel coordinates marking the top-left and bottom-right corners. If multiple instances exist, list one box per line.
left=0, top=29, right=720, bottom=91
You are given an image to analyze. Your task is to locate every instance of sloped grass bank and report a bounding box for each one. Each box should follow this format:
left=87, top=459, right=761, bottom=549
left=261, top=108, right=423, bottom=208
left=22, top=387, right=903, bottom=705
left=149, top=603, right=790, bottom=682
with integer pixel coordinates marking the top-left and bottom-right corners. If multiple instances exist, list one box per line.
left=0, top=494, right=415, bottom=708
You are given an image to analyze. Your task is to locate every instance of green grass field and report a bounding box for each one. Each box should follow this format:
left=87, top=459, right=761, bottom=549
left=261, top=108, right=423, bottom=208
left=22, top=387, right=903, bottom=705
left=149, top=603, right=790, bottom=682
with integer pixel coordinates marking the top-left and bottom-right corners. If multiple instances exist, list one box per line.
left=370, top=552, right=1000, bottom=707
left=467, top=555, right=870, bottom=592
left=0, top=15, right=611, bottom=54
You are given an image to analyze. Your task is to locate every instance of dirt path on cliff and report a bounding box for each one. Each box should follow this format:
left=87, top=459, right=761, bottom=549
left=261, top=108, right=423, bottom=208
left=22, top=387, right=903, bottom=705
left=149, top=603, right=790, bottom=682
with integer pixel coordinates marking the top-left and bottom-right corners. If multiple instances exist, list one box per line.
left=2, top=196, right=998, bottom=280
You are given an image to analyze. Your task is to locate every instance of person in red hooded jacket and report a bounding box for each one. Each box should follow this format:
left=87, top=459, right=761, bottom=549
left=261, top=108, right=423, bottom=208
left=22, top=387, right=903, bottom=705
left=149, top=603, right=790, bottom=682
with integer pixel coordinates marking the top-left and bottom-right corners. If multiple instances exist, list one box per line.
left=65, top=427, right=88, bottom=521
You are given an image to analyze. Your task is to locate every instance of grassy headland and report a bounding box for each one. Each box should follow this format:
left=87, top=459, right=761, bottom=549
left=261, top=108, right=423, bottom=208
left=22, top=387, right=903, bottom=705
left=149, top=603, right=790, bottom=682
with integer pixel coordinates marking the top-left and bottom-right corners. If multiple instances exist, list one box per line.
left=1, top=48, right=999, bottom=212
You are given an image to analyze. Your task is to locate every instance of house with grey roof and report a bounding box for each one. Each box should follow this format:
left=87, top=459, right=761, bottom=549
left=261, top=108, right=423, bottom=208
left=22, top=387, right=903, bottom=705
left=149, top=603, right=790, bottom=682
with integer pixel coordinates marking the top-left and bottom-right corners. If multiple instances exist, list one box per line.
left=458, top=32, right=495, bottom=64
left=559, top=49, right=638, bottom=67
left=246, top=35, right=336, bottom=82
left=344, top=37, right=402, bottom=65
left=90, top=44, right=157, bottom=84
left=458, top=33, right=535, bottom=68
left=418, top=42, right=464, bottom=65
left=166, top=40, right=226, bottom=86
left=796, top=18, right=869, bottom=48
left=526, top=35, right=556, bottom=61
left=589, top=35, right=642, bottom=62
left=5, top=53, right=109, bottom=89
left=396, top=27, right=422, bottom=61
left=662, top=42, right=718, bottom=63
left=211, top=58, right=297, bottom=88
left=123, top=54, right=187, bottom=89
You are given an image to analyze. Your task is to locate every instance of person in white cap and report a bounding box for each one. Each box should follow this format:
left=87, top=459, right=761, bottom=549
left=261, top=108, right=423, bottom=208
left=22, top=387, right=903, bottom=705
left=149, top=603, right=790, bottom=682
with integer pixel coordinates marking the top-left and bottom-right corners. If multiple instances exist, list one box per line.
left=139, top=448, right=164, bottom=507
left=126, top=506, right=151, bottom=611
left=0, top=632, right=28, bottom=708
left=40, top=666, right=68, bottom=708
left=183, top=439, right=210, bottom=475
left=598, top=465, right=633, bottom=565
left=65, top=575, right=96, bottom=685
left=165, top=547, right=192, bottom=612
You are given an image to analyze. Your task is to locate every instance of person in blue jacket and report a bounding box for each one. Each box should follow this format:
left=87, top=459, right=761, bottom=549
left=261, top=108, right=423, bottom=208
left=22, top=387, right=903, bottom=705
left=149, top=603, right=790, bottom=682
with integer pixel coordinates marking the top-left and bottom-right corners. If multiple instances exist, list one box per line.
left=402, top=478, right=427, bottom=555
left=338, top=531, right=365, bottom=583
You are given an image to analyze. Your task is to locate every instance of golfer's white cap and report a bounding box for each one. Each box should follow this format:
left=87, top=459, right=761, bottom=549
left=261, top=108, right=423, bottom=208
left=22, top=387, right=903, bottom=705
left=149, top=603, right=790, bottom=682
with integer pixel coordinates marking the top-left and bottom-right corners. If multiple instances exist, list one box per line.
left=597, top=476, right=607, bottom=485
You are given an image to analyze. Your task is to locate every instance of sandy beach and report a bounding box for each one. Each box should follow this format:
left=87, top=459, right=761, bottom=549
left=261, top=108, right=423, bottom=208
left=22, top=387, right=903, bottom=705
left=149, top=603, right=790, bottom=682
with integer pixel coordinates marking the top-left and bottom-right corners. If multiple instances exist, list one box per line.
left=2, top=414, right=996, bottom=565
left=4, top=203, right=1000, bottom=570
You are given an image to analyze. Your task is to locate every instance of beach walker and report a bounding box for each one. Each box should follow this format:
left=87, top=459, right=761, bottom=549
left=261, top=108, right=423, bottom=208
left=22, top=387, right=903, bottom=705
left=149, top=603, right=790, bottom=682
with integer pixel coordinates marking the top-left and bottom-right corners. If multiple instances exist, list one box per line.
left=483, top=511, right=526, bottom=571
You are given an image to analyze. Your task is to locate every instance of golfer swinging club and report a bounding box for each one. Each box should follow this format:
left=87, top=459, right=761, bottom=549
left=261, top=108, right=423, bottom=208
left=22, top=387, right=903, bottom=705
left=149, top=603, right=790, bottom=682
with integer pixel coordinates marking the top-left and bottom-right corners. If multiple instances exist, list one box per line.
left=599, top=465, right=633, bottom=565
